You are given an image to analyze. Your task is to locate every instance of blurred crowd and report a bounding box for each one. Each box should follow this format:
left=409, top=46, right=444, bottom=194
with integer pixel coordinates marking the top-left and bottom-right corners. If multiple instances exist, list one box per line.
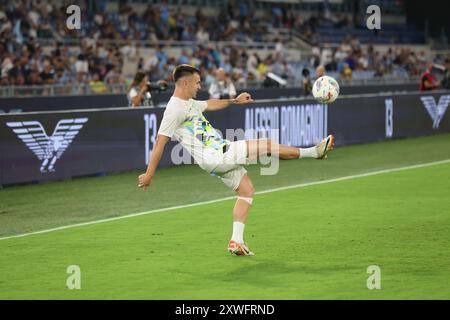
left=0, top=0, right=448, bottom=94
left=0, top=0, right=298, bottom=91
left=309, top=37, right=440, bottom=81
left=0, top=0, right=320, bottom=42
left=0, top=34, right=294, bottom=91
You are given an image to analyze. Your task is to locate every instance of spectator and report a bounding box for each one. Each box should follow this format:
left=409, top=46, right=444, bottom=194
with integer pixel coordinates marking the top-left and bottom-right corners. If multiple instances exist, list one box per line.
left=54, top=68, right=72, bottom=86
left=196, top=26, right=210, bottom=44
left=143, top=54, right=159, bottom=75
left=75, top=54, right=89, bottom=83
left=274, top=61, right=295, bottom=80
left=208, top=68, right=236, bottom=99
left=104, top=65, right=125, bottom=93
left=301, top=68, right=312, bottom=96
left=89, top=73, right=107, bottom=93
left=334, top=47, right=348, bottom=73
left=316, top=65, right=325, bottom=78
left=178, top=49, right=190, bottom=65
left=320, top=44, right=333, bottom=68
left=257, top=58, right=269, bottom=79
left=432, top=62, right=446, bottom=85
left=1, top=54, right=13, bottom=79
left=246, top=52, right=259, bottom=80
left=120, top=37, right=137, bottom=58
left=204, top=67, right=216, bottom=87
left=27, top=69, right=42, bottom=85
left=420, top=62, right=440, bottom=92
left=442, top=59, right=450, bottom=89
left=341, top=63, right=352, bottom=81
left=40, top=58, right=55, bottom=84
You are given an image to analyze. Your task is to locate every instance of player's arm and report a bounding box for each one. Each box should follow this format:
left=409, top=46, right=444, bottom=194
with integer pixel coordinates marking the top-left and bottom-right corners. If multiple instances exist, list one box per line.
left=205, top=92, right=254, bottom=111
left=138, top=134, right=170, bottom=190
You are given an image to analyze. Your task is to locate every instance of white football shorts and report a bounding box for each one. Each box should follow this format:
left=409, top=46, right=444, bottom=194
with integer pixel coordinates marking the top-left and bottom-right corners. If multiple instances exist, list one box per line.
left=211, top=140, right=249, bottom=191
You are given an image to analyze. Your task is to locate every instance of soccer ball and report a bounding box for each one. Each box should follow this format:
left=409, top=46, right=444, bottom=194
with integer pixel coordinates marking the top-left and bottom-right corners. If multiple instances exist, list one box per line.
left=312, top=76, right=340, bottom=104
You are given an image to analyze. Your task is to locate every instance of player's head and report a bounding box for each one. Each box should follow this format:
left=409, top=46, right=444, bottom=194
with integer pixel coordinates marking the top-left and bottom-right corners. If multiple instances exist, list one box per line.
left=173, top=64, right=201, bottom=98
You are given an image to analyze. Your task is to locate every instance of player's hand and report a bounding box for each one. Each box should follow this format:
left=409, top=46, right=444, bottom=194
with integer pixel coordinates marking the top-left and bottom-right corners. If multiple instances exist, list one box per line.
left=235, top=92, right=254, bottom=104
left=138, top=173, right=152, bottom=191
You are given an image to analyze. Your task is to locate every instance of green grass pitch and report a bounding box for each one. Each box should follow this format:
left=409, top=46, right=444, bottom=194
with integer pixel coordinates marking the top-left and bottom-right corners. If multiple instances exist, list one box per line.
left=0, top=134, right=450, bottom=299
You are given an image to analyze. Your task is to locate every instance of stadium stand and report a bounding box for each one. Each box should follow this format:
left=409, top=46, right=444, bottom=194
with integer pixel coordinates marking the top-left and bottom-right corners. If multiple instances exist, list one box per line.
left=0, top=0, right=448, bottom=97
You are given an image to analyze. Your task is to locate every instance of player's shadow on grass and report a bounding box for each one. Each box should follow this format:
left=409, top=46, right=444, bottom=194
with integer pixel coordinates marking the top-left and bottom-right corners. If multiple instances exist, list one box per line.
left=219, top=259, right=357, bottom=287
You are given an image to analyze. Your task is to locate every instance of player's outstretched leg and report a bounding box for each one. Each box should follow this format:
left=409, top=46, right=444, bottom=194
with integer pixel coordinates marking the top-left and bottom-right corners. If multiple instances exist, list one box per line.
left=228, top=175, right=255, bottom=256
left=245, top=135, right=334, bottom=161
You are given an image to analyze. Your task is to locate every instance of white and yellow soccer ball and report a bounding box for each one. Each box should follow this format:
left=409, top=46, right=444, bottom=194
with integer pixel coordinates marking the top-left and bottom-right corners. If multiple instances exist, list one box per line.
left=312, top=76, right=340, bottom=104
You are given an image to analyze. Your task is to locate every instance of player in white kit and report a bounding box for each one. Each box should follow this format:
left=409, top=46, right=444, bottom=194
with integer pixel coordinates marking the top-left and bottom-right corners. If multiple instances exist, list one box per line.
left=138, top=64, right=334, bottom=256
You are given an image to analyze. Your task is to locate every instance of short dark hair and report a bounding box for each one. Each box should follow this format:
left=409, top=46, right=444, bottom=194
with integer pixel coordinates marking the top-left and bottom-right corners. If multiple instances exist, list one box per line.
left=133, top=71, right=147, bottom=83
left=173, top=64, right=201, bottom=82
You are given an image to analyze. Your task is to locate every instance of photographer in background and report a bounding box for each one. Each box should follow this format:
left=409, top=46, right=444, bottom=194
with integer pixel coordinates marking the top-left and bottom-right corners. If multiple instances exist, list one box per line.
left=127, top=71, right=168, bottom=107
left=433, top=58, right=450, bottom=90
left=208, top=68, right=236, bottom=99
left=443, top=58, right=450, bottom=89
left=420, top=62, right=441, bottom=92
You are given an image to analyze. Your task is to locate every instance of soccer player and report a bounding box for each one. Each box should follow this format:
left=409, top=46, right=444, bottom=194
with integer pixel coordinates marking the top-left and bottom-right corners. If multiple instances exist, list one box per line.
left=138, top=64, right=334, bottom=256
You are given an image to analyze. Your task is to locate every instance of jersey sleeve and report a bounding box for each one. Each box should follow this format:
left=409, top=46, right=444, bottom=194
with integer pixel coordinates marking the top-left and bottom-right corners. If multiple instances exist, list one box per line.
left=192, top=99, right=208, bottom=112
left=158, top=105, right=186, bottom=138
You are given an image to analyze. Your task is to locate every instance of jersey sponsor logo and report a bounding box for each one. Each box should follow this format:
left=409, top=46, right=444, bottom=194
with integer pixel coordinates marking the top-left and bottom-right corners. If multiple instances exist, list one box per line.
left=420, top=95, right=450, bottom=129
left=6, top=118, right=88, bottom=173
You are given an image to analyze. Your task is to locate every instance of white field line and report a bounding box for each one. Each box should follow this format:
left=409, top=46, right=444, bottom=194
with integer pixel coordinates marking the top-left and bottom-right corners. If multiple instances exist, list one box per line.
left=1, top=159, right=449, bottom=242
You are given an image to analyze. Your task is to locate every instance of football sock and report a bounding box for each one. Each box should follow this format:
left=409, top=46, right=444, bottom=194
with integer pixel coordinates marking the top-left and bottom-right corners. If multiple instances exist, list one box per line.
left=231, top=221, right=245, bottom=244
left=299, top=147, right=318, bottom=158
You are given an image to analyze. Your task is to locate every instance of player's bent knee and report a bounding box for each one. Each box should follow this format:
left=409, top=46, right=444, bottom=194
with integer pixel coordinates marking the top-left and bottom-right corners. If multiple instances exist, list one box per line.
left=239, top=181, right=255, bottom=198
left=237, top=186, right=254, bottom=198
left=237, top=186, right=255, bottom=199
left=236, top=175, right=255, bottom=198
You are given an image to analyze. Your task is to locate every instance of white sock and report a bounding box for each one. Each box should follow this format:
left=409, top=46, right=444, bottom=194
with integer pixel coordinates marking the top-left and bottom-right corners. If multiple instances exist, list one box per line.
left=299, top=147, right=318, bottom=158
left=231, top=221, right=245, bottom=244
